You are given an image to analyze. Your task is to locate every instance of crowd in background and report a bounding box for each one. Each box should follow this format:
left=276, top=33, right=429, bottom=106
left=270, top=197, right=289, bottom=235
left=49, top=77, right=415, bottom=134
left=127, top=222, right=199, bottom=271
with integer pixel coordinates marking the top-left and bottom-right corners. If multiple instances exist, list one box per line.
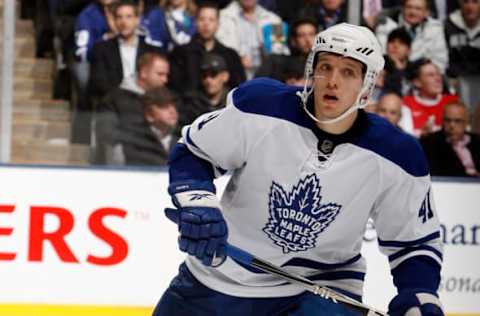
left=20, top=0, right=480, bottom=177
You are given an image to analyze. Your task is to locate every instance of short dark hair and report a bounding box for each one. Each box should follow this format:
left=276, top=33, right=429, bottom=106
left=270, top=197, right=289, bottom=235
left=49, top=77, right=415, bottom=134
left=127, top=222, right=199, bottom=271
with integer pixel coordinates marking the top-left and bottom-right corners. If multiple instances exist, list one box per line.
left=289, top=16, right=318, bottom=40
left=282, top=56, right=306, bottom=81
left=407, top=58, right=433, bottom=80
left=142, top=87, right=177, bottom=111
left=196, top=1, right=219, bottom=18
left=137, top=52, right=168, bottom=72
left=387, top=27, right=412, bottom=48
left=112, top=0, right=139, bottom=17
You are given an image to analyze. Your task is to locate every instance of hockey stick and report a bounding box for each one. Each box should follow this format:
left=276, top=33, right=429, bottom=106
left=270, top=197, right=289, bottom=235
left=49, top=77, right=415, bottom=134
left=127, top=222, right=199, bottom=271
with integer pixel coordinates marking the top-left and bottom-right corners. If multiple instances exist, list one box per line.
left=225, top=244, right=387, bottom=316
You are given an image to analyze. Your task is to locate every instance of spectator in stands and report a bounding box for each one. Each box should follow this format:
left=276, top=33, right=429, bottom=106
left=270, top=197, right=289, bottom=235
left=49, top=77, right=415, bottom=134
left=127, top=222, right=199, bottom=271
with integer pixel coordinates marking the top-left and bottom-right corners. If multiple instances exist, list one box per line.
left=95, top=52, right=170, bottom=164
left=298, top=0, right=348, bottom=31
left=90, top=0, right=163, bottom=99
left=216, top=0, right=283, bottom=79
left=142, top=0, right=162, bottom=16
left=178, top=53, right=230, bottom=127
left=49, top=0, right=91, bottom=100
left=400, top=58, right=458, bottom=136
left=255, top=17, right=316, bottom=81
left=144, top=0, right=197, bottom=51
left=119, top=87, right=180, bottom=165
left=71, top=0, right=117, bottom=144
left=74, top=0, right=116, bottom=64
left=282, top=56, right=307, bottom=87
left=266, top=1, right=307, bottom=24
left=444, top=0, right=480, bottom=114
left=168, top=2, right=246, bottom=93
left=383, top=27, right=412, bottom=96
left=429, top=0, right=460, bottom=21
left=375, top=0, right=449, bottom=73
left=420, top=101, right=480, bottom=177
left=363, top=0, right=383, bottom=29
left=377, top=92, right=404, bottom=127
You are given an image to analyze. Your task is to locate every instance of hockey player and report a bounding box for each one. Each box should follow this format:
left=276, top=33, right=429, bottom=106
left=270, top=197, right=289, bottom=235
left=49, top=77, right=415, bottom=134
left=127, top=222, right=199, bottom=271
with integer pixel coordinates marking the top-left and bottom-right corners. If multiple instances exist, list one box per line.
left=153, top=23, right=444, bottom=316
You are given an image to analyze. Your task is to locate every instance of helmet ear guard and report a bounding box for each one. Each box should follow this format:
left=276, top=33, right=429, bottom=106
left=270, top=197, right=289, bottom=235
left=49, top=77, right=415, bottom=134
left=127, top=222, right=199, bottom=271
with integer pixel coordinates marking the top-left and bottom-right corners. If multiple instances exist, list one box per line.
left=298, top=23, right=385, bottom=124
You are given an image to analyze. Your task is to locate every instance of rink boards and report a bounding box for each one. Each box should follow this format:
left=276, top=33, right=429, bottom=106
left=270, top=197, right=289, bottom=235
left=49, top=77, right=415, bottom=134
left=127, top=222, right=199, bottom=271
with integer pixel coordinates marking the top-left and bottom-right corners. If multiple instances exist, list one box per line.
left=0, top=165, right=478, bottom=316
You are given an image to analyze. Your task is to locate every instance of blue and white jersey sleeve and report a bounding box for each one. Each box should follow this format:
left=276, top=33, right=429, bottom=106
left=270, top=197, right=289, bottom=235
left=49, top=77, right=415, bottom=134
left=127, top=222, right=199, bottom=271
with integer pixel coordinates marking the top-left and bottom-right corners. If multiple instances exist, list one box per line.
left=369, top=135, right=443, bottom=289
left=181, top=89, right=272, bottom=174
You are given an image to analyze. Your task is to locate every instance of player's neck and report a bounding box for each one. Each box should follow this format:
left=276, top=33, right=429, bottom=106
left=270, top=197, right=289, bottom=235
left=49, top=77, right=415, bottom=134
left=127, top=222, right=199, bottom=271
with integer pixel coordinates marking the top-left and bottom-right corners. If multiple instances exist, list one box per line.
left=316, top=111, right=358, bottom=135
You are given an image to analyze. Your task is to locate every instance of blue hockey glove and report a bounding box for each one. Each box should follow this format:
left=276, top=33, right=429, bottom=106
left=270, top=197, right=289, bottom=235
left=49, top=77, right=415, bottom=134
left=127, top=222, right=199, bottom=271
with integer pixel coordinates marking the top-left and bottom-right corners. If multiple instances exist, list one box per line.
left=388, top=289, right=444, bottom=316
left=165, top=206, right=228, bottom=266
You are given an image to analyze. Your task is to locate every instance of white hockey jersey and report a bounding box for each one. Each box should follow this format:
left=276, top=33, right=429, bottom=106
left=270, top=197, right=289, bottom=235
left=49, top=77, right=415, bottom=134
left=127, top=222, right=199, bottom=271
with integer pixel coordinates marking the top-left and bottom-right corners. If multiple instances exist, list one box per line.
left=174, top=78, right=443, bottom=298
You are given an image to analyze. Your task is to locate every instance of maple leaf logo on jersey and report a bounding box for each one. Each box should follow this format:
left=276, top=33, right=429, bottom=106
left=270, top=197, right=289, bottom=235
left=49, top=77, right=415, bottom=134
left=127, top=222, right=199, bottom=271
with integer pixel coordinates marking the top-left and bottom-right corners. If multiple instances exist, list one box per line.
left=263, top=174, right=342, bottom=253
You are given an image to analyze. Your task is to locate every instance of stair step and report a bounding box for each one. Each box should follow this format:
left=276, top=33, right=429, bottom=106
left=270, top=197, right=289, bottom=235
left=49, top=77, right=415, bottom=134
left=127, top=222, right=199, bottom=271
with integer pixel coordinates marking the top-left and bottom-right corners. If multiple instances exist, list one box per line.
left=13, top=98, right=70, bottom=110
left=13, top=103, right=70, bottom=121
left=12, top=119, right=71, bottom=141
left=5, top=8, right=88, bottom=165
left=15, top=57, right=54, bottom=78
left=15, top=36, right=36, bottom=58
left=15, top=19, right=34, bottom=35
left=0, top=19, right=35, bottom=35
left=11, top=141, right=91, bottom=165
left=0, top=35, right=36, bottom=57
left=14, top=79, right=53, bottom=98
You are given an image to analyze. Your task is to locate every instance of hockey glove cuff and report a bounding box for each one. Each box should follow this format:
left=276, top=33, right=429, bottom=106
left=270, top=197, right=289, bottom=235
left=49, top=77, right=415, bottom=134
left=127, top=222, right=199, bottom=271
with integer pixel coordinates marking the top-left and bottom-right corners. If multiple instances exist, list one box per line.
left=388, top=289, right=444, bottom=316
left=166, top=185, right=227, bottom=267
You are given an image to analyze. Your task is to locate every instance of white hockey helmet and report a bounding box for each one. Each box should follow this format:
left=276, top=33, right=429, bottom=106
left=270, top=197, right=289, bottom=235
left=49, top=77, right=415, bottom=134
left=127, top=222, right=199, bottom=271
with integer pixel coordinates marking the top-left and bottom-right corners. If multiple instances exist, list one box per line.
left=297, top=23, right=385, bottom=124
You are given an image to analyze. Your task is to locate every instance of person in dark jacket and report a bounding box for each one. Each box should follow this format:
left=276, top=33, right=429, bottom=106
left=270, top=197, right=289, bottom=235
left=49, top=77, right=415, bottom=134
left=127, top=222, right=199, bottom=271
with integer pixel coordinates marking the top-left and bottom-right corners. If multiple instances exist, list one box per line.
left=298, top=0, right=347, bottom=31
left=121, top=87, right=180, bottom=165
left=444, top=0, right=480, bottom=115
left=255, top=16, right=316, bottom=81
left=95, top=52, right=170, bottom=164
left=178, top=53, right=230, bottom=128
left=420, top=101, right=480, bottom=177
left=444, top=0, right=480, bottom=77
left=168, top=1, right=246, bottom=94
left=89, top=0, right=164, bottom=99
left=382, top=27, right=413, bottom=96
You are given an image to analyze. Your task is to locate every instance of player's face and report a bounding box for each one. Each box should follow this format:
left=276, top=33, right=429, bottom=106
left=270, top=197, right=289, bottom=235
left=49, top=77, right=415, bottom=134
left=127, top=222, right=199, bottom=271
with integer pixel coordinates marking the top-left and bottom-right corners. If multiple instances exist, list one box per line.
left=403, top=0, right=429, bottom=25
left=414, top=63, right=443, bottom=98
left=313, top=53, right=364, bottom=121
left=377, top=95, right=402, bottom=126
left=292, top=23, right=316, bottom=55
left=443, top=105, right=468, bottom=142
left=114, top=6, right=139, bottom=38
left=145, top=103, right=178, bottom=130
left=141, top=59, right=170, bottom=89
left=196, top=7, right=219, bottom=40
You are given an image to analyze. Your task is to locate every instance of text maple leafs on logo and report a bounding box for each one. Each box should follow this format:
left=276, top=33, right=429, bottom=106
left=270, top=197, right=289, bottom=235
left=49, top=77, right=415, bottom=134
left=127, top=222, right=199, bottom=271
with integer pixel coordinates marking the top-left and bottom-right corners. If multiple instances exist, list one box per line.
left=263, top=174, right=342, bottom=253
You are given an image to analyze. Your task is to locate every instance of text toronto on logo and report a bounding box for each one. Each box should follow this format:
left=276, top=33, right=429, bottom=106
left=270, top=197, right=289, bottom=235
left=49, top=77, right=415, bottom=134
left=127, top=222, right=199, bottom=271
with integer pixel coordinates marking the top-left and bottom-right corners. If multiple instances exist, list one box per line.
left=263, top=174, right=342, bottom=253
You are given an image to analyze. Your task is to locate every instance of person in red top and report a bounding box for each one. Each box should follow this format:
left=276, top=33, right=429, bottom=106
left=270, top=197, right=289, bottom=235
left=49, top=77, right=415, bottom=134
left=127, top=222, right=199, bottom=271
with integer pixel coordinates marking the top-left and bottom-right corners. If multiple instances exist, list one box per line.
left=400, top=58, right=457, bottom=137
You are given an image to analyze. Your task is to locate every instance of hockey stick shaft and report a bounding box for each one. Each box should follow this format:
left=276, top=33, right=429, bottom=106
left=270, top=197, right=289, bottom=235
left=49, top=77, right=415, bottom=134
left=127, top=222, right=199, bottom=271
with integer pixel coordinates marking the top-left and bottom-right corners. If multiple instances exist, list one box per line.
left=225, top=244, right=387, bottom=316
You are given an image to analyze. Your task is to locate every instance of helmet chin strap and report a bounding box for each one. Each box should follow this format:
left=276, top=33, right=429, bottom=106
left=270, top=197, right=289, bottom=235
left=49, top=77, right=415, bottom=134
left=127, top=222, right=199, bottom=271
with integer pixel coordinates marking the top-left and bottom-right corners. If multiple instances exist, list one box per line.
left=296, top=88, right=368, bottom=125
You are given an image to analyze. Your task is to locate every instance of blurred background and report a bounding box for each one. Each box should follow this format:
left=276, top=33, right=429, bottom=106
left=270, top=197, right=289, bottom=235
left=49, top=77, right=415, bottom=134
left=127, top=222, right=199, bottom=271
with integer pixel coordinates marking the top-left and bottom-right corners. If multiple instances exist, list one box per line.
left=0, top=1, right=479, bottom=316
